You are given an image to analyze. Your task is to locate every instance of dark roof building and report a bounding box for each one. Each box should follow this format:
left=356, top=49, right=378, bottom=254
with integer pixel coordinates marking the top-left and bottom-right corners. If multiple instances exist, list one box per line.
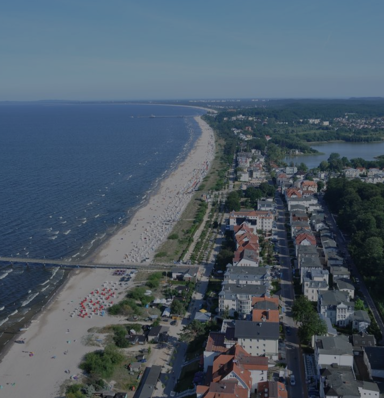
left=133, top=365, right=162, bottom=398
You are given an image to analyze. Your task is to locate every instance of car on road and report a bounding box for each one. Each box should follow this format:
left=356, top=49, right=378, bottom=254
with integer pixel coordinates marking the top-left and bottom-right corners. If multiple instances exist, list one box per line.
left=170, top=392, right=176, bottom=397
left=355, top=278, right=360, bottom=283
left=285, top=326, right=291, bottom=335
left=290, top=374, right=296, bottom=386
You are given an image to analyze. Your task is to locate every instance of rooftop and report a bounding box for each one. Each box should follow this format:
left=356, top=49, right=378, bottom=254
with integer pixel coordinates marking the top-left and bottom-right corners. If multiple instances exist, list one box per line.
left=315, top=335, right=353, bottom=356
left=235, top=320, right=279, bottom=340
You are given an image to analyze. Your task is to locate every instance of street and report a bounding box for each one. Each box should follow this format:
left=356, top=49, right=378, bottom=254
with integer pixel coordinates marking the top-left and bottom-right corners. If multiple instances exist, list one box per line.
left=274, top=192, right=307, bottom=398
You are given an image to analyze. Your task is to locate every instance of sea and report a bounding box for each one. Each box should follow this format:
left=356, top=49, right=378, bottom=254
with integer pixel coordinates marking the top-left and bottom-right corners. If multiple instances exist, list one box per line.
left=0, top=102, right=204, bottom=345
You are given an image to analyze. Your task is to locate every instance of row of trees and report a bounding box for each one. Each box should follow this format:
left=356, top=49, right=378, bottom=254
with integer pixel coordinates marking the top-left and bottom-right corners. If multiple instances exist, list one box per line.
left=316, top=153, right=384, bottom=174
left=324, top=178, right=384, bottom=300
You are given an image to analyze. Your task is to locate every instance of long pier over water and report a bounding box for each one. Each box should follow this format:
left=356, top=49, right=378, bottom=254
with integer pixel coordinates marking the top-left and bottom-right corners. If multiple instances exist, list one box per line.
left=0, top=256, right=190, bottom=270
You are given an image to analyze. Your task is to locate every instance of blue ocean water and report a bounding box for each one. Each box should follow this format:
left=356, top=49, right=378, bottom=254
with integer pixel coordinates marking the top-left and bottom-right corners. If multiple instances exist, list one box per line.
left=0, top=103, right=204, bottom=329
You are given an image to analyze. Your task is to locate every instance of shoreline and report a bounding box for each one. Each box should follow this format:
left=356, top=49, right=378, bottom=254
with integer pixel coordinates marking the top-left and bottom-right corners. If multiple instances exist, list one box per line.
left=0, top=113, right=216, bottom=397
left=0, top=269, right=72, bottom=363
left=89, top=115, right=215, bottom=265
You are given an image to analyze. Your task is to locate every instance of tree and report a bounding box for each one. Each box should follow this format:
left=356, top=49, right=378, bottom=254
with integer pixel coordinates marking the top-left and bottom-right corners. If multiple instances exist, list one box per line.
left=171, top=299, right=185, bottom=316
left=319, top=160, right=329, bottom=171
left=298, top=313, right=327, bottom=344
left=298, top=162, right=308, bottom=172
left=293, top=296, right=327, bottom=343
left=216, top=249, right=234, bottom=269
left=225, top=191, right=241, bottom=211
left=180, top=320, right=206, bottom=342
left=317, top=180, right=325, bottom=191
left=292, top=296, right=314, bottom=323
left=354, top=298, right=366, bottom=311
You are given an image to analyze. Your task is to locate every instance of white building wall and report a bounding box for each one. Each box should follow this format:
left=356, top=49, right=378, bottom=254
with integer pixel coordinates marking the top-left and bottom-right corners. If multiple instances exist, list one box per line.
left=317, top=353, right=353, bottom=368
left=358, top=386, right=379, bottom=398
left=249, top=370, right=264, bottom=390
left=203, top=351, right=219, bottom=372
left=237, top=338, right=278, bottom=357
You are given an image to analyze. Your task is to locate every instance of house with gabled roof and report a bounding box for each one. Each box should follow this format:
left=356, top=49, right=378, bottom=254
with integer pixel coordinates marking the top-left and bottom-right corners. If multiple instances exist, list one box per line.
left=199, top=344, right=269, bottom=397
left=285, top=187, right=302, bottom=199
left=256, top=381, right=287, bottom=398
left=335, top=278, right=355, bottom=299
left=301, top=180, right=317, bottom=193
left=318, top=290, right=354, bottom=327
left=171, top=266, right=199, bottom=281
left=299, top=254, right=323, bottom=283
left=319, top=364, right=379, bottom=398
left=196, top=381, right=249, bottom=398
left=352, top=310, right=371, bottom=333
left=252, top=298, right=279, bottom=323
left=295, top=232, right=316, bottom=256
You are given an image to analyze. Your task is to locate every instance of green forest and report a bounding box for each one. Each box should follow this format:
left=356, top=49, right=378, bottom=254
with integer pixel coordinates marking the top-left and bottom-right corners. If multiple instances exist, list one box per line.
left=324, top=178, right=384, bottom=315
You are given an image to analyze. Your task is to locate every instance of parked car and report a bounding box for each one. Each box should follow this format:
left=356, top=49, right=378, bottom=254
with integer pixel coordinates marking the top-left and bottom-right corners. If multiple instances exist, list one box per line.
left=286, top=326, right=291, bottom=335
left=290, top=375, right=296, bottom=386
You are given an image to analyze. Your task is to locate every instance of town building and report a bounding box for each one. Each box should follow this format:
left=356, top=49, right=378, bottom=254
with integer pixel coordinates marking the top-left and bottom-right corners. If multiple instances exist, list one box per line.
left=218, top=284, right=268, bottom=317
left=234, top=320, right=279, bottom=358
left=318, top=290, right=355, bottom=327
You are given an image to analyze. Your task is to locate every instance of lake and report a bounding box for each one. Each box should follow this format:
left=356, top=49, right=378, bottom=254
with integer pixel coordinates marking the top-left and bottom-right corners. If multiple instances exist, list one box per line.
left=285, top=141, right=384, bottom=169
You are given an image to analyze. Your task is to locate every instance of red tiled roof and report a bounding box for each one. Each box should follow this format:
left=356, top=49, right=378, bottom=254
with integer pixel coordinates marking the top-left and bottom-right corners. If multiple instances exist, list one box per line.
left=257, top=381, right=287, bottom=398
left=286, top=188, right=302, bottom=198
left=203, top=382, right=249, bottom=398
left=206, top=332, right=227, bottom=353
left=301, top=180, right=317, bottom=186
left=252, top=309, right=279, bottom=323
left=295, top=233, right=316, bottom=245
left=252, top=296, right=279, bottom=307
left=210, top=345, right=268, bottom=390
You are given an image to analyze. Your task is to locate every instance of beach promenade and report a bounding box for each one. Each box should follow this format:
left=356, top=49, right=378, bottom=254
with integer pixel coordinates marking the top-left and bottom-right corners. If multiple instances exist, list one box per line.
left=0, top=116, right=215, bottom=398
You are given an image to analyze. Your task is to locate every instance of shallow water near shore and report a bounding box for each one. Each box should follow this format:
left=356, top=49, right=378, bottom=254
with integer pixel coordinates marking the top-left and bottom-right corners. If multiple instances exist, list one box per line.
left=0, top=102, right=204, bottom=341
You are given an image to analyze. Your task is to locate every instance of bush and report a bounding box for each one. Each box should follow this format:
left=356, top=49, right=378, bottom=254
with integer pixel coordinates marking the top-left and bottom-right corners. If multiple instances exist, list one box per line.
left=112, top=325, right=131, bottom=348
left=66, top=384, right=86, bottom=398
left=108, top=298, right=142, bottom=316
left=168, top=233, right=179, bottom=240
left=128, top=287, right=154, bottom=306
left=146, top=272, right=163, bottom=289
left=80, top=345, right=124, bottom=379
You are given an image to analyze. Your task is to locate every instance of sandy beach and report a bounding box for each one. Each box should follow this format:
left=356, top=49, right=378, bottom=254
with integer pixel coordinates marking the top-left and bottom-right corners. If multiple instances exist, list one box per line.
left=0, top=268, right=135, bottom=397
left=0, top=115, right=215, bottom=397
left=92, top=116, right=215, bottom=264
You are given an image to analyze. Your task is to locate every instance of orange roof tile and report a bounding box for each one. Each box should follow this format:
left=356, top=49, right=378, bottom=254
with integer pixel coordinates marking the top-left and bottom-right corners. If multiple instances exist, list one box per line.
left=252, top=296, right=279, bottom=307
left=257, top=381, right=287, bottom=398
left=252, top=309, right=279, bottom=323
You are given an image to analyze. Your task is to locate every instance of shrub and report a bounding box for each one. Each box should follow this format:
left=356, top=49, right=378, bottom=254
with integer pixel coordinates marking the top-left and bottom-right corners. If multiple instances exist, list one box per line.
left=80, top=345, right=124, bottom=379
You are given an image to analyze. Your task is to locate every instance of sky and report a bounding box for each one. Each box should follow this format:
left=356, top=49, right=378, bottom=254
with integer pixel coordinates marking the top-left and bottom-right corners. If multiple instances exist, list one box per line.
left=0, top=0, right=383, bottom=100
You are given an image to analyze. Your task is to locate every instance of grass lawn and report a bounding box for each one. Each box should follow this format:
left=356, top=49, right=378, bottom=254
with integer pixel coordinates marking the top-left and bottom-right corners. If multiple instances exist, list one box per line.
left=174, top=361, right=200, bottom=392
